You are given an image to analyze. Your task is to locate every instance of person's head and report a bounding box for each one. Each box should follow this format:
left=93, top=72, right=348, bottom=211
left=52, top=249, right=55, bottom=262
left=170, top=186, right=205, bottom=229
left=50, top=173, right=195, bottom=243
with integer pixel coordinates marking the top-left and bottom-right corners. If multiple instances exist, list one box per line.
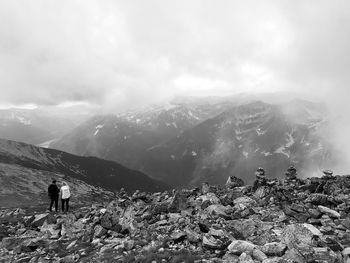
left=52, top=179, right=56, bottom=184
left=62, top=181, right=68, bottom=186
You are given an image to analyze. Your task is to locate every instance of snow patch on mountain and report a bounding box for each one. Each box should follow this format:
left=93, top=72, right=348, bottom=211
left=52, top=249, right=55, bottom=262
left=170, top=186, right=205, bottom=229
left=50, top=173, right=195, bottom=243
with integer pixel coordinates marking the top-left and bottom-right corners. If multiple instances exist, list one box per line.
left=94, top=124, right=104, bottom=136
left=261, top=151, right=272, bottom=156
left=275, top=132, right=295, bottom=158
left=285, top=133, right=295, bottom=148
left=188, top=110, right=200, bottom=120
left=37, top=139, right=57, bottom=148
left=243, top=151, right=249, bottom=158
left=16, top=116, right=31, bottom=125
left=256, top=128, right=266, bottom=136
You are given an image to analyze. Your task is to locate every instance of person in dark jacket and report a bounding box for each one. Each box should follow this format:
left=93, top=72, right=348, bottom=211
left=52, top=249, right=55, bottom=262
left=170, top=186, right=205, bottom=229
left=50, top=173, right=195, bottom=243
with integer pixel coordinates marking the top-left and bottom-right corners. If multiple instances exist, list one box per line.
left=48, top=180, right=60, bottom=212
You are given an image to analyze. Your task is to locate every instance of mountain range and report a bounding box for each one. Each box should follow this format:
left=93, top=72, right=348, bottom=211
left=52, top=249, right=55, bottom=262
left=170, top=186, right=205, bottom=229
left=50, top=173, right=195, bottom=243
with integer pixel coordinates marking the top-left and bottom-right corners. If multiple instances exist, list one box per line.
left=50, top=97, right=336, bottom=187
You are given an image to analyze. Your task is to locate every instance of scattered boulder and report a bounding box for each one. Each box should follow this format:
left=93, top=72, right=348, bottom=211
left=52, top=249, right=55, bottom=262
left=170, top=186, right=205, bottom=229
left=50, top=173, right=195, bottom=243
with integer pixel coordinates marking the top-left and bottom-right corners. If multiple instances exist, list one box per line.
left=318, top=205, right=341, bottom=219
left=93, top=225, right=107, bottom=238
left=203, top=234, right=225, bottom=249
left=260, top=242, right=287, bottom=257
left=31, top=213, right=56, bottom=228
left=206, top=204, right=231, bottom=219
left=227, top=240, right=256, bottom=255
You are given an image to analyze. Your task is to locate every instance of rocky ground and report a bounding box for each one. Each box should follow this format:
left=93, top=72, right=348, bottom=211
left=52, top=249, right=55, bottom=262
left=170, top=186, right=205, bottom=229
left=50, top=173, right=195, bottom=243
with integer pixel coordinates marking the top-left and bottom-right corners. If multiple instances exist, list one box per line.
left=2, top=175, right=350, bottom=262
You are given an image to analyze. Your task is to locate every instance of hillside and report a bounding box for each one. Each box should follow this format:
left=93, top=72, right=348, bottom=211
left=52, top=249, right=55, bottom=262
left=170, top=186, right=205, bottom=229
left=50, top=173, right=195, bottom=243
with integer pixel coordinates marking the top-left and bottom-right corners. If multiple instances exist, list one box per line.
left=0, top=162, right=114, bottom=208
left=0, top=139, right=168, bottom=203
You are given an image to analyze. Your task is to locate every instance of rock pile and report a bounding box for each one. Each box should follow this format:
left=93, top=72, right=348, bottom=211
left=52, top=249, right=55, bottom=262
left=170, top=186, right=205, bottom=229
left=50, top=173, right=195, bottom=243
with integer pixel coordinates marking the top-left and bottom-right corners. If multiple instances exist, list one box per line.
left=2, top=174, right=350, bottom=262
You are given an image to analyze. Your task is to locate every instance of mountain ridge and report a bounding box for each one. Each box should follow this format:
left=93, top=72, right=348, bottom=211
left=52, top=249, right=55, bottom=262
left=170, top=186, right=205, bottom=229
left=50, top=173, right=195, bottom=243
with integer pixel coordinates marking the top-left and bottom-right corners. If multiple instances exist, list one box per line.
left=0, top=138, right=169, bottom=206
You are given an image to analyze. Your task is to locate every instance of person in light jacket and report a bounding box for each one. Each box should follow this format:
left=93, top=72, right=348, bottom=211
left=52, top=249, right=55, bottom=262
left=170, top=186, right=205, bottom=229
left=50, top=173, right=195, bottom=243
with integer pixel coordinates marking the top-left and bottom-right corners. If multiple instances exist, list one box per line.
left=60, top=181, right=71, bottom=212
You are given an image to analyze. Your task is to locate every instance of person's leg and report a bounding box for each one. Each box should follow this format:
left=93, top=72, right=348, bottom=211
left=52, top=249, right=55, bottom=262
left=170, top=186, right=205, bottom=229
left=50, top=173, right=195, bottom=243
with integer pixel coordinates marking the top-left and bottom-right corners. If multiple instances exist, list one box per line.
left=66, top=198, right=70, bottom=212
left=61, top=199, right=65, bottom=212
left=49, top=198, right=54, bottom=211
left=54, top=197, right=58, bottom=212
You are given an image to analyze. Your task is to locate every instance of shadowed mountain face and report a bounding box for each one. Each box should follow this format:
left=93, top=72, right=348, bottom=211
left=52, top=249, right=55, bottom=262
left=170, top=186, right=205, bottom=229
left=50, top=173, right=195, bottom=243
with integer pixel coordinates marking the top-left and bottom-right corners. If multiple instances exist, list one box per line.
left=0, top=139, right=169, bottom=205
left=50, top=99, right=335, bottom=188
left=51, top=103, right=234, bottom=169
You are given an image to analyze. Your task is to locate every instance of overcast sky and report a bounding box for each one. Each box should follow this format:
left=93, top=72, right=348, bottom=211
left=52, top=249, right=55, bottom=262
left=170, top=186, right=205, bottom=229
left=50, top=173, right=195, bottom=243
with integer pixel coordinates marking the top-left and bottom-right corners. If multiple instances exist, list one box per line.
left=0, top=0, right=350, bottom=110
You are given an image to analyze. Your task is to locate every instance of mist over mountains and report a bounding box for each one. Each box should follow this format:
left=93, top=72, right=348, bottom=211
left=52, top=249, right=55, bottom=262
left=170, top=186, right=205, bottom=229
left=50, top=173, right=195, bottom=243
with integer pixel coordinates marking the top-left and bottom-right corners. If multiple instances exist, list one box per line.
left=0, top=105, right=93, bottom=145
left=0, top=94, right=345, bottom=193
left=43, top=95, right=337, bottom=188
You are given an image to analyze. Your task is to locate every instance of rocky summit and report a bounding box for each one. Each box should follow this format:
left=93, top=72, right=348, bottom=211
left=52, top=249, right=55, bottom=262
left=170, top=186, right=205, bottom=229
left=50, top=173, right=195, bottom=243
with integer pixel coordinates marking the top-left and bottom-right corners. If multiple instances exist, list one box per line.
left=2, top=174, right=350, bottom=262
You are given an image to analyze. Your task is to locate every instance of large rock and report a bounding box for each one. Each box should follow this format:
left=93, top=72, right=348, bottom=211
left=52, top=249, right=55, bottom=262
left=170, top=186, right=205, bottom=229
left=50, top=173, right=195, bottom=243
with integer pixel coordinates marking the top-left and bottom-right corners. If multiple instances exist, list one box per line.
left=19, top=237, right=49, bottom=253
left=100, top=213, right=113, bottom=229
left=205, top=204, right=231, bottom=219
left=260, top=242, right=287, bottom=257
left=40, top=221, right=60, bottom=238
left=252, top=248, right=268, bottom=261
left=305, top=193, right=330, bottom=206
left=151, top=202, right=169, bottom=215
left=302, top=223, right=322, bottom=236
left=168, top=192, right=189, bottom=212
left=226, top=176, right=244, bottom=188
left=227, top=240, right=256, bottom=255
left=237, top=252, right=255, bottom=263
left=281, top=224, right=314, bottom=251
left=93, top=225, right=107, bottom=238
left=198, top=193, right=221, bottom=204
left=318, top=205, right=341, bottom=219
left=233, top=196, right=256, bottom=207
left=203, top=234, right=224, bottom=249
left=1, top=237, right=28, bottom=250
left=313, top=247, right=338, bottom=263
left=228, top=219, right=257, bottom=239
left=31, top=213, right=56, bottom=228
left=282, top=248, right=305, bottom=263
left=184, top=227, right=201, bottom=243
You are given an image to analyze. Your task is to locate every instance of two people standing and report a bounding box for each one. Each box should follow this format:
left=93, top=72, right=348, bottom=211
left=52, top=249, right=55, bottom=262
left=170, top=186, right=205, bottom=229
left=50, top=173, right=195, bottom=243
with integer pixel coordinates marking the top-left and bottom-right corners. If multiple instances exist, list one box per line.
left=48, top=180, right=71, bottom=212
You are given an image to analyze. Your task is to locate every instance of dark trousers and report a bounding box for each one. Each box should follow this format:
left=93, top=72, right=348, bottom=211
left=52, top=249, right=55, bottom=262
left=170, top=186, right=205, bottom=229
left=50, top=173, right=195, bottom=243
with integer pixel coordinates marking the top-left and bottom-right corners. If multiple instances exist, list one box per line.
left=61, top=198, right=70, bottom=212
left=49, top=197, right=58, bottom=212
